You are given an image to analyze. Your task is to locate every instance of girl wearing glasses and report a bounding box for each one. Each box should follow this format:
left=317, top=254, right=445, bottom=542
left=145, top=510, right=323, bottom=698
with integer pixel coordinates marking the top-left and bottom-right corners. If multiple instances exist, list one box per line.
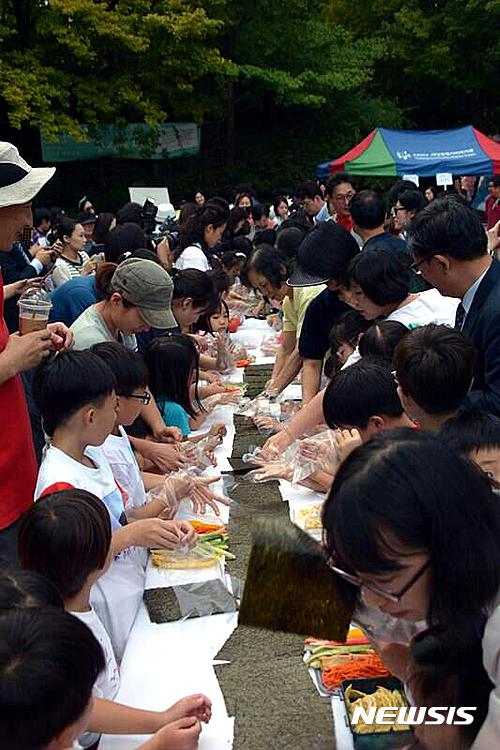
left=322, top=429, right=500, bottom=749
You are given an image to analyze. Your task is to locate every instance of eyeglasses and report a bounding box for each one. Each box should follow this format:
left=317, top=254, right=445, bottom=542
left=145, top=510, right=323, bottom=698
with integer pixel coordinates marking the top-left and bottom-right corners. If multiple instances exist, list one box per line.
left=391, top=206, right=406, bottom=217
left=327, top=556, right=431, bottom=603
left=126, top=392, right=151, bottom=405
left=409, top=256, right=428, bottom=273
left=334, top=192, right=355, bottom=203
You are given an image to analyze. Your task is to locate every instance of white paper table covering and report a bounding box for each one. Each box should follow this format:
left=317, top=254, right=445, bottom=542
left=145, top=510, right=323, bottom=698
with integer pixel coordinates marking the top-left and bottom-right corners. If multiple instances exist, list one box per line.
left=101, top=317, right=341, bottom=749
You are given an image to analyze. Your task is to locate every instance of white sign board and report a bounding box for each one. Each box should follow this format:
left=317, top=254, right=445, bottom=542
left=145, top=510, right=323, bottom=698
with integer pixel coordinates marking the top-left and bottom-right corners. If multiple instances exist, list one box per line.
left=436, top=172, right=453, bottom=186
left=403, top=174, right=419, bottom=186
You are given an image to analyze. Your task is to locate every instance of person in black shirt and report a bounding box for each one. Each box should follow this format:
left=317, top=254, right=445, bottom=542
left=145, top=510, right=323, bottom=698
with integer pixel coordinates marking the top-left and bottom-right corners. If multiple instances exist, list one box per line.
left=288, top=221, right=359, bottom=403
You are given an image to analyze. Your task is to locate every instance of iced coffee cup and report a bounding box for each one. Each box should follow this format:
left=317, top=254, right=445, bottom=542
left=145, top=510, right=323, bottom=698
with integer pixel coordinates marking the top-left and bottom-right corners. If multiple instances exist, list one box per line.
left=17, top=288, right=52, bottom=336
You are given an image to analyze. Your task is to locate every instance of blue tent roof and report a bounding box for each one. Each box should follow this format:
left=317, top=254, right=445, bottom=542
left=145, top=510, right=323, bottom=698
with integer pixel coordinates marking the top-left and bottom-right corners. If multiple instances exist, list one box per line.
left=317, top=126, right=500, bottom=178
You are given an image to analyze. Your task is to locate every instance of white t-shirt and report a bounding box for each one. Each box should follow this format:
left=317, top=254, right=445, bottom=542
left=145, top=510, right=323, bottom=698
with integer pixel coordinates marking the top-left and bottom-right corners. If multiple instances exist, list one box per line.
left=72, top=606, right=120, bottom=748
left=341, top=289, right=459, bottom=370
left=473, top=592, right=500, bottom=749
left=102, top=427, right=147, bottom=511
left=174, top=243, right=211, bottom=272
left=102, top=427, right=149, bottom=567
left=70, top=304, right=137, bottom=351
left=35, top=444, right=146, bottom=660
left=386, top=288, right=459, bottom=328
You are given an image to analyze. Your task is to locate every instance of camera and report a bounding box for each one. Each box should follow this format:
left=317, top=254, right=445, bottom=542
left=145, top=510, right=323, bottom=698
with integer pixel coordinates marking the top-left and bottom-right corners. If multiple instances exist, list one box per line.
left=151, top=216, right=181, bottom=251
left=140, top=198, right=159, bottom=236
left=45, top=228, right=59, bottom=247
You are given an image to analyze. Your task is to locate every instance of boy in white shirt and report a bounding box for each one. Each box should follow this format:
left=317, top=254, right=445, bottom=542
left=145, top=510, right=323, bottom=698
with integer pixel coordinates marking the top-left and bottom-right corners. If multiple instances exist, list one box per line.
left=32, top=349, right=197, bottom=658
left=91, top=341, right=229, bottom=519
left=18, top=488, right=211, bottom=748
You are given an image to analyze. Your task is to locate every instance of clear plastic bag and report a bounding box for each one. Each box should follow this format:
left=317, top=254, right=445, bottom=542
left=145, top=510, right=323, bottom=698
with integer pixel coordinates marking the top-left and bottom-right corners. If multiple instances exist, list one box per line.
left=173, top=578, right=238, bottom=619
left=150, top=544, right=220, bottom=570
left=145, top=475, right=193, bottom=518
left=245, top=462, right=293, bottom=483
left=289, top=430, right=339, bottom=484
left=236, top=395, right=282, bottom=419
left=215, top=332, right=236, bottom=371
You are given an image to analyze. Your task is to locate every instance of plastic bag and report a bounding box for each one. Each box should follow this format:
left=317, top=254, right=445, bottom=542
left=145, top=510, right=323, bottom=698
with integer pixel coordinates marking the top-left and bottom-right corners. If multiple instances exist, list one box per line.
left=276, top=430, right=337, bottom=485
left=173, top=578, right=238, bottom=619
left=215, top=332, right=235, bottom=371
left=150, top=544, right=220, bottom=570
left=145, top=474, right=192, bottom=518
left=251, top=414, right=282, bottom=435
left=144, top=578, right=238, bottom=623
left=203, top=391, right=242, bottom=411
left=188, top=474, right=231, bottom=515
left=245, top=463, right=293, bottom=483
left=236, top=395, right=282, bottom=419
left=260, top=335, right=281, bottom=356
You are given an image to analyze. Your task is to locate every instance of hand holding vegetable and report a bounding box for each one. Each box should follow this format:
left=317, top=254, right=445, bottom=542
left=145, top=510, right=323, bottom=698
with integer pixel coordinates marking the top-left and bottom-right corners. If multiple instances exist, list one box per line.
left=128, top=519, right=194, bottom=550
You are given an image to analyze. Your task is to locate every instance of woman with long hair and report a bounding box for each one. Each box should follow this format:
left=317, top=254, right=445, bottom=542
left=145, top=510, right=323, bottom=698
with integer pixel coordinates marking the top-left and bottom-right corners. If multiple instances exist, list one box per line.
left=174, top=200, right=229, bottom=272
left=322, top=429, right=500, bottom=749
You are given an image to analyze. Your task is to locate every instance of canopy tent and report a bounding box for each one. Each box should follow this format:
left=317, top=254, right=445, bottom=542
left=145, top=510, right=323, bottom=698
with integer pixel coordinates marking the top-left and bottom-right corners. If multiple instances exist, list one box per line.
left=317, top=126, right=500, bottom=179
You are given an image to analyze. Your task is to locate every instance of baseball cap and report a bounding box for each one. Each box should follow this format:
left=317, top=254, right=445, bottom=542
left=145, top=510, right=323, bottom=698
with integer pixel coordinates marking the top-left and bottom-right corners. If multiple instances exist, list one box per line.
left=77, top=211, right=98, bottom=225
left=287, top=221, right=359, bottom=286
left=111, top=258, right=177, bottom=329
left=0, top=142, right=55, bottom=208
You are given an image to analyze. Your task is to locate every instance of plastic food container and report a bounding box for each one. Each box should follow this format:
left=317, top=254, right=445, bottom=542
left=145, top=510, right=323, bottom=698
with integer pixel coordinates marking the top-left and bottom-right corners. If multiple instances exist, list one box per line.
left=340, top=677, right=414, bottom=749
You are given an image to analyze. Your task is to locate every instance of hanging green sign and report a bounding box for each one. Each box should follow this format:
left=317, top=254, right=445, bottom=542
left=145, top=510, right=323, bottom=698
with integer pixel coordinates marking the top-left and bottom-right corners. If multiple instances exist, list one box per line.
left=41, top=122, right=200, bottom=162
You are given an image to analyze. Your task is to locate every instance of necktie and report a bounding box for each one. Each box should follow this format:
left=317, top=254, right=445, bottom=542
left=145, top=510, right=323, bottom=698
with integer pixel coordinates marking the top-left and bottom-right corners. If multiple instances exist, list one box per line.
left=455, top=302, right=466, bottom=331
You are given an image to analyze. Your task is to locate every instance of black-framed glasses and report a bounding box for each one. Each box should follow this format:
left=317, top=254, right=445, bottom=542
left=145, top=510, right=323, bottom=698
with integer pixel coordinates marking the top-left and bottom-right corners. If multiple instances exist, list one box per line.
left=409, top=256, right=430, bottom=273
left=391, top=205, right=406, bottom=217
left=334, top=192, right=355, bottom=204
left=126, top=392, right=151, bottom=405
left=327, top=557, right=431, bottom=603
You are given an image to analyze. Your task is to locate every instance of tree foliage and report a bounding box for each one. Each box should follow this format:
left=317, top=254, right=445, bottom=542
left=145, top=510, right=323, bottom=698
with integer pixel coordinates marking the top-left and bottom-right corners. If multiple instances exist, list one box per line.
left=0, top=0, right=231, bottom=139
left=326, top=0, right=500, bottom=130
left=2, top=1, right=495, bottom=201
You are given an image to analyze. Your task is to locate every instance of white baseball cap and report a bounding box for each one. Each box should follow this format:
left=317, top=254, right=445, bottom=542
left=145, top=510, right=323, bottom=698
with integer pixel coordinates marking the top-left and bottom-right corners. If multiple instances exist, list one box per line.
left=0, top=142, right=55, bottom=208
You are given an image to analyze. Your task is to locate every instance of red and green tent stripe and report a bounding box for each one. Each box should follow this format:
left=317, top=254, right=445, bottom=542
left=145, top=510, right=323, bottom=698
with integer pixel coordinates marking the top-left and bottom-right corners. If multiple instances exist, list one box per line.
left=317, top=126, right=500, bottom=179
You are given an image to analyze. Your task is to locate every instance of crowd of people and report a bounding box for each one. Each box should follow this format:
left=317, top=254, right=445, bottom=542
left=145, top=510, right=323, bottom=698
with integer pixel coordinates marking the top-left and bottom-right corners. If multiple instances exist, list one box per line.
left=0, top=138, right=500, bottom=750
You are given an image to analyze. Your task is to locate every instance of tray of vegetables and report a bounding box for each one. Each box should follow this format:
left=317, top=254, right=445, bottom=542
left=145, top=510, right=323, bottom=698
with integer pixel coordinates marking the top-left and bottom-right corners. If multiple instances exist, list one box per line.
left=304, top=628, right=391, bottom=697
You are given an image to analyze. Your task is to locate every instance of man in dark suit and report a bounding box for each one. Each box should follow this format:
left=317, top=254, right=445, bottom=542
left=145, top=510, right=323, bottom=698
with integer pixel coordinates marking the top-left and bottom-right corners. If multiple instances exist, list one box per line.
left=409, top=195, right=500, bottom=416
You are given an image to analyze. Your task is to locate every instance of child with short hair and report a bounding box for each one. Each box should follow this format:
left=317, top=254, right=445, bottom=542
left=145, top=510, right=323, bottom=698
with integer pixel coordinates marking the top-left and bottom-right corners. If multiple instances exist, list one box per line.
left=323, top=309, right=369, bottom=378
left=408, top=628, right=493, bottom=750
left=0, top=568, right=63, bottom=611
left=32, top=350, right=196, bottom=659
left=394, top=323, right=477, bottom=432
left=440, top=410, right=500, bottom=486
left=0, top=607, right=202, bottom=750
left=18, top=489, right=211, bottom=748
left=208, top=298, right=230, bottom=334
left=358, top=319, right=409, bottom=362
left=323, top=358, right=413, bottom=443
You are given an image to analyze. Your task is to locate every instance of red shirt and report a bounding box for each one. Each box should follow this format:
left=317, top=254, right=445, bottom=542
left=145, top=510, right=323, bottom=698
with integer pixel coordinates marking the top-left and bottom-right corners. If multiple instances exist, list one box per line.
left=335, top=213, right=354, bottom=232
left=0, top=273, right=37, bottom=528
left=486, top=195, right=500, bottom=230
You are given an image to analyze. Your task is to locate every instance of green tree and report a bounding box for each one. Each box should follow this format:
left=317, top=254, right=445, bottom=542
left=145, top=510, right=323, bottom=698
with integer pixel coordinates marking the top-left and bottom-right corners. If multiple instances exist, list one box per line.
left=326, top=0, right=500, bottom=130
left=0, top=0, right=231, bottom=140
